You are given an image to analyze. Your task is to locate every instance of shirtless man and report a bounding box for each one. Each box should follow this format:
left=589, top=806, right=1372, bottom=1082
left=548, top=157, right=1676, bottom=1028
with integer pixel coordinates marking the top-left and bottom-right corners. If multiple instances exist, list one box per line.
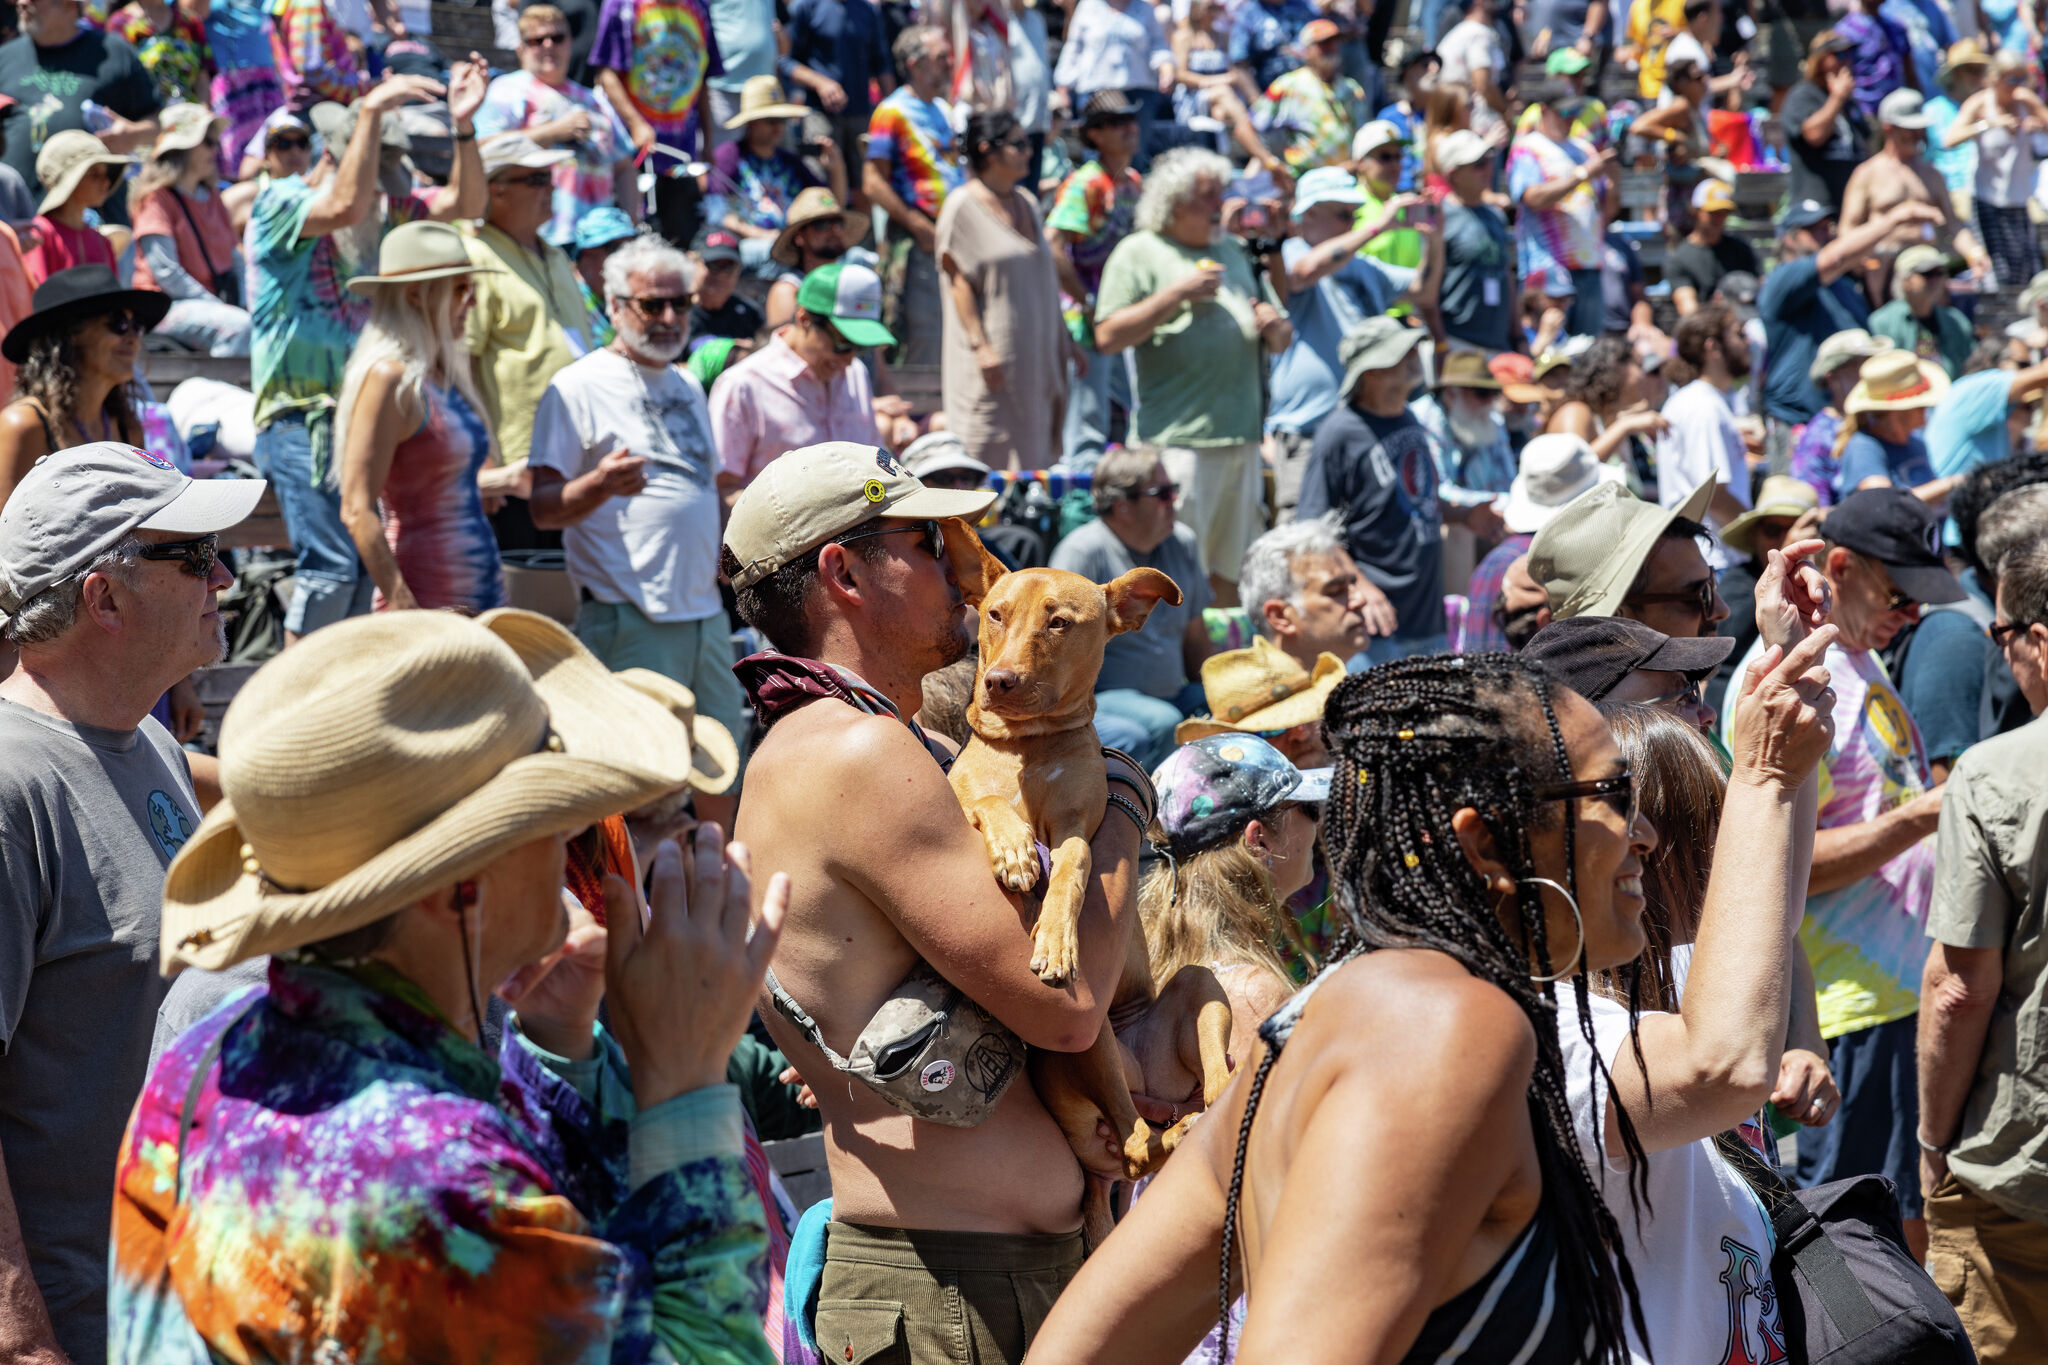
left=724, top=442, right=1152, bottom=1365
left=1840, top=87, right=1993, bottom=303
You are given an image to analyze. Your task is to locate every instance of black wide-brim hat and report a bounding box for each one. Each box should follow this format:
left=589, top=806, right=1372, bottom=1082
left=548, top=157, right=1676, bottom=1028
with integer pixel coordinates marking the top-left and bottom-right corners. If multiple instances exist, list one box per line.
left=2, top=265, right=171, bottom=364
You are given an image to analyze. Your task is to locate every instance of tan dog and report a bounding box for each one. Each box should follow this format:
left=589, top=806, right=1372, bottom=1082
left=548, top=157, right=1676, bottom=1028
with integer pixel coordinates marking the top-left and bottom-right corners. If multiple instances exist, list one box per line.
left=940, top=519, right=1234, bottom=1185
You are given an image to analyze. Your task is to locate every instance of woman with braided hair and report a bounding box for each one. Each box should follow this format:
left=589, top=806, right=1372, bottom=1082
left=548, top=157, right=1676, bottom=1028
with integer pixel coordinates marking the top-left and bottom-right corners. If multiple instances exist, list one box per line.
left=1028, top=545, right=1838, bottom=1363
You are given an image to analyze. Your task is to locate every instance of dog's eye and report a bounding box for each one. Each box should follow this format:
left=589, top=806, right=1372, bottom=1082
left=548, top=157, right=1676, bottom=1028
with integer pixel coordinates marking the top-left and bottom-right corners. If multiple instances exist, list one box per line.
left=1047, top=618, right=1072, bottom=631
left=985, top=608, right=1001, bottom=624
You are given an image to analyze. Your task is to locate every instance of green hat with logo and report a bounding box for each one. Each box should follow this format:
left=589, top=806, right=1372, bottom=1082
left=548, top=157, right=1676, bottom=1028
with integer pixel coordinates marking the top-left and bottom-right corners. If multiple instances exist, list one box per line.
left=796, top=261, right=896, bottom=349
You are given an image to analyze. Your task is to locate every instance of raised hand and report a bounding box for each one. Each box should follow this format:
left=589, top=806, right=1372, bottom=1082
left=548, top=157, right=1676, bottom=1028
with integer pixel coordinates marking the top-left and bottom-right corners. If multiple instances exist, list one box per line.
left=1729, top=624, right=1839, bottom=790
left=1753, top=536, right=1831, bottom=651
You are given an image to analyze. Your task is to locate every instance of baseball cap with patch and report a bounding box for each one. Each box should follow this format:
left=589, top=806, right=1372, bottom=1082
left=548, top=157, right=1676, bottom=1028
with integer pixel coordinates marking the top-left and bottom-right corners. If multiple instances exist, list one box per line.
left=694, top=227, right=743, bottom=264
left=795, top=261, right=895, bottom=349
left=723, top=442, right=996, bottom=590
left=1822, top=486, right=1965, bottom=604
left=0, top=443, right=266, bottom=621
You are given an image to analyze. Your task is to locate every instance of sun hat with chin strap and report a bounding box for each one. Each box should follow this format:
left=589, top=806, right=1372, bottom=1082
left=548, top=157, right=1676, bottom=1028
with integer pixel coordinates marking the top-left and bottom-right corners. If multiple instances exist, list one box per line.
left=160, top=609, right=707, bottom=975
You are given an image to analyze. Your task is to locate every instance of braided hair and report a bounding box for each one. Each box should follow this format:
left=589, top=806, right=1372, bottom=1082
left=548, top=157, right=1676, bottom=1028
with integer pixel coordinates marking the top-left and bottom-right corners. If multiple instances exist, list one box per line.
left=1309, top=653, right=1648, bottom=1361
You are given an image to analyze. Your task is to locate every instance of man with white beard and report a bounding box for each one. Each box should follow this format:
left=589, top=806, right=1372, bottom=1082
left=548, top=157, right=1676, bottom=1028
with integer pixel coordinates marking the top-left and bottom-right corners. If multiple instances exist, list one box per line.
left=1411, top=350, right=1512, bottom=541
left=527, top=230, right=748, bottom=822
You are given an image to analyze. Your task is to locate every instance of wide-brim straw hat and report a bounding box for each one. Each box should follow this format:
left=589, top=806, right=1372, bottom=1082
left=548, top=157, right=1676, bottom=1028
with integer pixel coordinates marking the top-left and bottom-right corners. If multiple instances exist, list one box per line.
left=160, top=609, right=706, bottom=975
left=346, top=220, right=499, bottom=293
left=725, top=73, right=809, bottom=129
left=1845, top=350, right=1949, bottom=414
left=1720, top=474, right=1820, bottom=558
left=1938, top=37, right=1992, bottom=87
left=1175, top=639, right=1347, bottom=743
left=771, top=186, right=869, bottom=267
left=612, top=667, right=740, bottom=795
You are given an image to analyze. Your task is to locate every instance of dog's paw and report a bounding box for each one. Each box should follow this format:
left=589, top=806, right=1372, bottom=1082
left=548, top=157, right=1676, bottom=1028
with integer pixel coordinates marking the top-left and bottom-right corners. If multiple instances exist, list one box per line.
left=988, top=831, right=1039, bottom=894
left=1160, top=1115, right=1198, bottom=1156
left=1030, top=915, right=1078, bottom=985
left=1121, top=1121, right=1160, bottom=1180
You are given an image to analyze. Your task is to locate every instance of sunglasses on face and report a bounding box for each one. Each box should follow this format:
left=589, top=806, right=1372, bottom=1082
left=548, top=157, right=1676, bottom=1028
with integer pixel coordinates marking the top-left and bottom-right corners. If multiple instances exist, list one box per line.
left=270, top=134, right=311, bottom=152
left=526, top=29, right=570, bottom=44
left=93, top=309, right=142, bottom=338
left=817, top=320, right=860, bottom=354
left=1627, top=576, right=1718, bottom=620
left=504, top=171, right=552, bottom=188
left=1533, top=767, right=1639, bottom=829
left=828, top=518, right=944, bottom=560
left=137, top=533, right=220, bottom=579
left=1366, top=147, right=1402, bottom=161
left=1128, top=482, right=1179, bottom=502
left=624, top=294, right=693, bottom=318
left=1639, top=677, right=1704, bottom=711
left=1992, top=618, right=2028, bottom=649
left=1859, top=554, right=1920, bottom=615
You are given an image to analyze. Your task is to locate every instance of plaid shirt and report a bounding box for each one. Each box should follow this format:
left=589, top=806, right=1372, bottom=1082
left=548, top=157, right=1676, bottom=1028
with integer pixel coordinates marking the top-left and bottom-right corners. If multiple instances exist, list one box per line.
left=1461, top=532, right=1533, bottom=655
left=111, top=956, right=774, bottom=1365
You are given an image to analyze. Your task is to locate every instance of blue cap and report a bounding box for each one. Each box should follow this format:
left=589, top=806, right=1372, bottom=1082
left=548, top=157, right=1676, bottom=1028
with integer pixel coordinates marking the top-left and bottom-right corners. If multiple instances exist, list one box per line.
left=1778, top=198, right=1835, bottom=231
left=574, top=206, right=638, bottom=253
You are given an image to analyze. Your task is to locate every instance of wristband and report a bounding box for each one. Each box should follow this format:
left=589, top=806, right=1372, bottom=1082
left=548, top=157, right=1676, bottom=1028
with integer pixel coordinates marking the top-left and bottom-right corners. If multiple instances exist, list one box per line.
left=1917, top=1131, right=1953, bottom=1154
left=454, top=128, right=476, bottom=142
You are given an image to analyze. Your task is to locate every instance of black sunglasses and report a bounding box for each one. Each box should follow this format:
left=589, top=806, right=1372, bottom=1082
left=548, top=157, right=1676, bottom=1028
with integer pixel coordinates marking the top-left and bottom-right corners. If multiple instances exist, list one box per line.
left=93, top=309, right=143, bottom=337
left=624, top=294, right=693, bottom=318
left=828, top=518, right=944, bottom=560
left=525, top=30, right=571, bottom=44
left=270, top=134, right=311, bottom=152
left=136, top=533, right=220, bottom=579
left=1627, top=576, right=1717, bottom=619
left=1365, top=147, right=1402, bottom=161
left=1533, top=768, right=1639, bottom=828
left=1860, top=554, right=1919, bottom=615
left=1992, top=619, right=2034, bottom=649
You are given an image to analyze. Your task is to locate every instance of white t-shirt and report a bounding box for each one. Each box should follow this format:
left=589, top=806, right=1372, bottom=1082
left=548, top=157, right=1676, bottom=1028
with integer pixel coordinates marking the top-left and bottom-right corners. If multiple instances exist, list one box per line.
left=1656, top=378, right=1752, bottom=568
left=528, top=348, right=724, bottom=624
left=1438, top=20, right=1506, bottom=133
left=1559, top=990, right=1788, bottom=1364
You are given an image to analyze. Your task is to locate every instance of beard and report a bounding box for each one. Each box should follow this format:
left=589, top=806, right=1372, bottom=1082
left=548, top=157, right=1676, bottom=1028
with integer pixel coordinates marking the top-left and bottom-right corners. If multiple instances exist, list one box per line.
left=618, top=316, right=686, bottom=363
left=1446, top=400, right=1498, bottom=450
left=1725, top=342, right=1753, bottom=380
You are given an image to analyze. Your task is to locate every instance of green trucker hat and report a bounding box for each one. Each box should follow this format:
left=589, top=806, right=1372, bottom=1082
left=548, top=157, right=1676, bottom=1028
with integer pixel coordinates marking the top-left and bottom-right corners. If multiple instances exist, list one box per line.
left=796, top=261, right=896, bottom=349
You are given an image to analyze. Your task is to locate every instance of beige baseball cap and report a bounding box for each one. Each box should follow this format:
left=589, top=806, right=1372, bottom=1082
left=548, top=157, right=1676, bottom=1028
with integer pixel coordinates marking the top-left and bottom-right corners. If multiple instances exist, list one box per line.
left=1527, top=476, right=1717, bottom=619
left=723, top=442, right=997, bottom=590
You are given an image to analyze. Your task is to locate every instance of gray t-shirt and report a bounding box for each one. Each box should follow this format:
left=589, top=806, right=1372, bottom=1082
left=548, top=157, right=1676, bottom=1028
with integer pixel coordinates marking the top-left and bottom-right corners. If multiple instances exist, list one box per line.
left=1048, top=517, right=1213, bottom=698
left=0, top=700, right=196, bottom=1364
left=1927, top=712, right=2048, bottom=1222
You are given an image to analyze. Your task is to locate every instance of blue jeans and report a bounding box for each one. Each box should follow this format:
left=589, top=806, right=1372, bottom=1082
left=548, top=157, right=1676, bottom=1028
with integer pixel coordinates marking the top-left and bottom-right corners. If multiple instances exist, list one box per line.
left=1063, top=335, right=1131, bottom=471
left=1350, top=632, right=1450, bottom=671
left=252, top=412, right=372, bottom=635
left=1795, top=1014, right=1925, bottom=1220
left=1093, top=681, right=1207, bottom=772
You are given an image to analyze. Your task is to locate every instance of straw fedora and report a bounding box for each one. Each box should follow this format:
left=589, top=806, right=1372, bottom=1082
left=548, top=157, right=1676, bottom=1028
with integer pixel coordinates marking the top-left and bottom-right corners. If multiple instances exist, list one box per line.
left=1844, top=350, right=1949, bottom=415
left=1938, top=37, right=1992, bottom=88
left=1720, top=474, right=1820, bottom=558
left=160, top=609, right=704, bottom=975
left=725, top=73, right=809, bottom=129
left=35, top=130, right=134, bottom=216
left=1433, top=349, right=1502, bottom=392
left=612, top=667, right=740, bottom=795
left=771, top=186, right=870, bottom=267
left=1174, top=637, right=1346, bottom=743
left=155, top=101, right=228, bottom=155
left=345, top=220, right=498, bottom=294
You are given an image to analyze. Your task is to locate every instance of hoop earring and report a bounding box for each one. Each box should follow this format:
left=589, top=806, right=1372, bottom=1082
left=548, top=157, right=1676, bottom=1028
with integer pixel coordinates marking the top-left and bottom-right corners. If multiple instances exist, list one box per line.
left=1518, top=876, right=1585, bottom=984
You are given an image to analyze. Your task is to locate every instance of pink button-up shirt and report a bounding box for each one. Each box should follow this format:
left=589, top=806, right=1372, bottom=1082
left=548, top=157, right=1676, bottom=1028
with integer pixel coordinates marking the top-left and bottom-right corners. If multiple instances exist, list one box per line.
left=709, top=331, right=877, bottom=486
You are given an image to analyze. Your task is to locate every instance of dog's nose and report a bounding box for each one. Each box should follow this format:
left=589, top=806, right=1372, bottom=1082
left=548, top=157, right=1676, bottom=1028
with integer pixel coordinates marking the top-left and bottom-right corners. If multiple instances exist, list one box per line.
left=984, top=667, right=1021, bottom=694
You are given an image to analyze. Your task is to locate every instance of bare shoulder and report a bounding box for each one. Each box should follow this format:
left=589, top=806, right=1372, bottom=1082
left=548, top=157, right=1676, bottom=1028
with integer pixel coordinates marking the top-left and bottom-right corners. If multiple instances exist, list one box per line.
left=750, top=703, right=957, bottom=811
left=1298, top=952, right=1538, bottom=1101
left=0, top=401, right=46, bottom=437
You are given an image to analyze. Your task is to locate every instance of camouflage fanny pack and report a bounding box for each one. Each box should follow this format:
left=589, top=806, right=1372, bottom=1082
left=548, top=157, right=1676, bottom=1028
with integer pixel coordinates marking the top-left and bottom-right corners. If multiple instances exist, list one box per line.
left=765, top=960, right=1024, bottom=1128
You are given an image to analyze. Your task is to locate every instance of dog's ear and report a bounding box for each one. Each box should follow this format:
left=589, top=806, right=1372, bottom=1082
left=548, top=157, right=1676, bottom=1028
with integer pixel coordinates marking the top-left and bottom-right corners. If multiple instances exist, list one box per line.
left=1103, top=568, right=1183, bottom=636
left=940, top=517, right=1007, bottom=607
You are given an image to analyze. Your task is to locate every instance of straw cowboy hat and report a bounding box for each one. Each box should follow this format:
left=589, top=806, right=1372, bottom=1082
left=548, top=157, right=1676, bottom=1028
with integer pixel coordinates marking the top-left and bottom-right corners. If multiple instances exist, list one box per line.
left=771, top=186, right=870, bottom=267
left=724, top=73, right=809, bottom=129
left=160, top=609, right=709, bottom=975
left=35, top=129, right=134, bottom=216
left=346, top=221, right=499, bottom=294
left=612, top=667, right=740, bottom=797
left=1844, top=350, right=1949, bottom=415
left=1720, top=474, right=1820, bottom=559
left=1174, top=637, right=1347, bottom=743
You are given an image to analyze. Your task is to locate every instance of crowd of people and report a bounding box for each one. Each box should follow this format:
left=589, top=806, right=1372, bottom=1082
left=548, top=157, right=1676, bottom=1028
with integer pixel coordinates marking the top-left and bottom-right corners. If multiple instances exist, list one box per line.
left=12, top=0, right=2048, bottom=1357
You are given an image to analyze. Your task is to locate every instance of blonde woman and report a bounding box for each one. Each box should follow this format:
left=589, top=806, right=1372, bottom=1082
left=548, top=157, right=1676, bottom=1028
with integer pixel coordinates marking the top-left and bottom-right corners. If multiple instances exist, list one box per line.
left=131, top=103, right=251, bottom=357
left=1144, top=735, right=1325, bottom=1045
left=337, top=221, right=509, bottom=615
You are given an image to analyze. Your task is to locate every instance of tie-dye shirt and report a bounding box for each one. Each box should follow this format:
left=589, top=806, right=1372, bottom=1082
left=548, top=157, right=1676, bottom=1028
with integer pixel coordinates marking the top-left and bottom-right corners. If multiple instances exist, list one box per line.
left=1721, top=638, right=1935, bottom=1038
left=269, top=0, right=364, bottom=107
left=476, top=70, right=635, bottom=247
left=1506, top=129, right=1604, bottom=281
left=104, top=4, right=213, bottom=106
left=591, top=0, right=723, bottom=172
left=1252, top=67, right=1369, bottom=172
left=110, top=955, right=775, bottom=1365
left=374, top=381, right=507, bottom=615
left=866, top=87, right=963, bottom=221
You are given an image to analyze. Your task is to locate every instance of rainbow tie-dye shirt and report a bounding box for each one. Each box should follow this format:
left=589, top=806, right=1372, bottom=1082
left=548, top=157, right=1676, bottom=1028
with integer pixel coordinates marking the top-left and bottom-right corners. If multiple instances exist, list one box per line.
left=110, top=956, right=774, bottom=1365
left=866, top=87, right=964, bottom=222
left=1505, top=129, right=1605, bottom=286
left=591, top=0, right=724, bottom=171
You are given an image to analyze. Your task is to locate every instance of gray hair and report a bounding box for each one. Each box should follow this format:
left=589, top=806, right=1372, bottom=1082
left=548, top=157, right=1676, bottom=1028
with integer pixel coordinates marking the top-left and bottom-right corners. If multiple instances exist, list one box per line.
left=893, top=23, right=945, bottom=75
left=602, top=230, right=697, bottom=306
left=1134, top=148, right=1233, bottom=235
left=1980, top=484, right=2048, bottom=591
left=1092, top=444, right=1166, bottom=514
left=1, top=535, right=146, bottom=647
left=2000, top=534, right=2048, bottom=630
left=1238, top=515, right=1346, bottom=635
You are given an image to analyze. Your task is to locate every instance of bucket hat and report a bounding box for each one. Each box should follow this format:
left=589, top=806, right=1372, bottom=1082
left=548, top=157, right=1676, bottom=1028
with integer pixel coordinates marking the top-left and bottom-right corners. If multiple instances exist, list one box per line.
left=1, top=264, right=168, bottom=364
left=1719, top=474, right=1819, bottom=558
left=1845, top=350, right=1949, bottom=414
left=1338, top=317, right=1426, bottom=399
left=724, top=73, right=809, bottom=128
left=35, top=130, right=133, bottom=216
left=723, top=441, right=996, bottom=590
left=1503, top=433, right=1627, bottom=534
left=574, top=205, right=639, bottom=254
left=1528, top=476, right=1717, bottom=618
left=154, top=102, right=228, bottom=155
left=1174, top=638, right=1346, bottom=743
left=345, top=220, right=498, bottom=294
left=771, top=186, right=869, bottom=267
left=160, top=609, right=708, bottom=974
left=1808, top=327, right=1892, bottom=384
